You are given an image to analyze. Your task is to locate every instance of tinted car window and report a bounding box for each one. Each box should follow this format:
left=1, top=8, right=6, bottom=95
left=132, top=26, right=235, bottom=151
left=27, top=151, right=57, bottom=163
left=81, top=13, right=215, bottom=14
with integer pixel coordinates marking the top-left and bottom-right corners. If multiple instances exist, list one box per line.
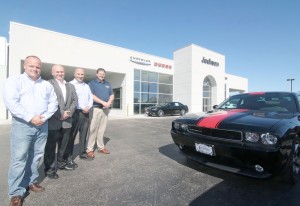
left=220, top=97, right=242, bottom=109
left=219, top=93, right=297, bottom=112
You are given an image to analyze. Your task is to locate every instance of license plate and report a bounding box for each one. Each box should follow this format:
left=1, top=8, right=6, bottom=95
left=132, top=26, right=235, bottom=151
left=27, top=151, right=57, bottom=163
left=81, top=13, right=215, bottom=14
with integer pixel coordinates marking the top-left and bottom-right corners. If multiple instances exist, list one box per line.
left=195, top=142, right=215, bottom=156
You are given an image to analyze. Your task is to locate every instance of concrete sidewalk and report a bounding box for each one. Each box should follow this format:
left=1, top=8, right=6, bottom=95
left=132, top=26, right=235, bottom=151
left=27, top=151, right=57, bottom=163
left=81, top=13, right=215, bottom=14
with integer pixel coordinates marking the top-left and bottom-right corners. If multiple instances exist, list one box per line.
left=0, top=119, right=11, bottom=125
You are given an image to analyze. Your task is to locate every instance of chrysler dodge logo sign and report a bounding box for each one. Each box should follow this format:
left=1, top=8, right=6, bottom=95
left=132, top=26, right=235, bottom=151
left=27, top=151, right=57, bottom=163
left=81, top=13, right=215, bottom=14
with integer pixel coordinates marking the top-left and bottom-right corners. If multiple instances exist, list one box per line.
left=130, top=56, right=151, bottom=65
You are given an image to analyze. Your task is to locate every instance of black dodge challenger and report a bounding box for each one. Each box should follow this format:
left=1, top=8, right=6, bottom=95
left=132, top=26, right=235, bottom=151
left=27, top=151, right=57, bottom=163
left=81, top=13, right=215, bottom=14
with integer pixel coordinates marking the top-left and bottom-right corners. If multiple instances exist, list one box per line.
left=145, top=102, right=188, bottom=117
left=171, top=92, right=300, bottom=184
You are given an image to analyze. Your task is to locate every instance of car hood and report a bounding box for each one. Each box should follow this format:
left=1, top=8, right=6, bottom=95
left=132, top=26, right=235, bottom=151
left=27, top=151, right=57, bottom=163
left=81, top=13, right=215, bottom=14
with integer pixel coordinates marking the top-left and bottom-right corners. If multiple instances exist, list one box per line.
left=183, top=109, right=297, bottom=131
left=145, top=106, right=160, bottom=110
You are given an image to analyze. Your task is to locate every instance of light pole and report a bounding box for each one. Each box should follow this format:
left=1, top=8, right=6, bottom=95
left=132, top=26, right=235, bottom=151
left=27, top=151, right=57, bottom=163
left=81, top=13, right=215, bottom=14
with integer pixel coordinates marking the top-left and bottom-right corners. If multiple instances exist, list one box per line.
left=287, top=78, right=295, bottom=92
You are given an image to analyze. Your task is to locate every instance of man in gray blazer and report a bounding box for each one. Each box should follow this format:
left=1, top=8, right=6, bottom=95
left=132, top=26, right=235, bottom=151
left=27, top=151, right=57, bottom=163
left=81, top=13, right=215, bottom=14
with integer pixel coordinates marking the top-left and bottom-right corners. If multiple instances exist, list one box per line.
left=44, top=64, right=78, bottom=179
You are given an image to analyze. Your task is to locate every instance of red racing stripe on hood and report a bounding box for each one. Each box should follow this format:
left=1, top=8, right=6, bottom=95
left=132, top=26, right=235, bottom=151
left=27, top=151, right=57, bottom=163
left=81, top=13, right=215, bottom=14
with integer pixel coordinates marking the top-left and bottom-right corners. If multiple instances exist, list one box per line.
left=197, top=109, right=247, bottom=128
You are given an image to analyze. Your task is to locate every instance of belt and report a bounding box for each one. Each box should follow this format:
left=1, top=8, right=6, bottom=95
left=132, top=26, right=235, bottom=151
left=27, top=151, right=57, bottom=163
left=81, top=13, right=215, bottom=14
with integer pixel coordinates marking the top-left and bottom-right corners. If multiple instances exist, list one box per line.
left=93, top=105, right=103, bottom=109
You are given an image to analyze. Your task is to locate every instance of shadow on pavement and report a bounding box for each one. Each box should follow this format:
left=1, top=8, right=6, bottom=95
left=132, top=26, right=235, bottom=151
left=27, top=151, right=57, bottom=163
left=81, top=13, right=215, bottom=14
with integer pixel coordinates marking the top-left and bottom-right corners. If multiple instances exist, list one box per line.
left=159, top=143, right=300, bottom=206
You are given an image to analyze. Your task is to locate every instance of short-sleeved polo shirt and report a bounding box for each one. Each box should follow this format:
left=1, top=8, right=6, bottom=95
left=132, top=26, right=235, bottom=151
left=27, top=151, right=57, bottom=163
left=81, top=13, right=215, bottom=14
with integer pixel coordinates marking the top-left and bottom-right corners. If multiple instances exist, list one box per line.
left=88, top=79, right=113, bottom=107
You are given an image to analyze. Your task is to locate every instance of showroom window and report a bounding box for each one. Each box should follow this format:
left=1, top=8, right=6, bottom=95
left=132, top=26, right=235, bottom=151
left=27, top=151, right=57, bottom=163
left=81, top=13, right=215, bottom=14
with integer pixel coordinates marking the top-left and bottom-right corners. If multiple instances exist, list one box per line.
left=203, top=77, right=212, bottom=112
left=112, top=88, right=122, bottom=109
left=134, top=69, right=173, bottom=114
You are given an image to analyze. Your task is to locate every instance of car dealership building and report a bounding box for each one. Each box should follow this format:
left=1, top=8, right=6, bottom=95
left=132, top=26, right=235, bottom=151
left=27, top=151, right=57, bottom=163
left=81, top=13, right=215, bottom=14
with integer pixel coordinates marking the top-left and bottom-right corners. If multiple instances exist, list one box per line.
left=0, top=22, right=248, bottom=120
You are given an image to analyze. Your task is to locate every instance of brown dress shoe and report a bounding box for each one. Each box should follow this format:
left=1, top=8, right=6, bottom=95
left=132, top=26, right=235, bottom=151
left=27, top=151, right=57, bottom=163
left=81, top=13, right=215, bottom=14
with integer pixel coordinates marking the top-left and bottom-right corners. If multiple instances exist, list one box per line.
left=87, top=151, right=95, bottom=158
left=98, top=148, right=110, bottom=154
left=9, top=196, right=23, bottom=206
left=28, top=183, right=45, bottom=192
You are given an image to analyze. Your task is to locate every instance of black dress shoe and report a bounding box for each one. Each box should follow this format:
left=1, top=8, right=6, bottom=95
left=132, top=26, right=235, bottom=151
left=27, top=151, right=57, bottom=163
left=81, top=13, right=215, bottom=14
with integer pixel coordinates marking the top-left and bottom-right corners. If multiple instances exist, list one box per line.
left=79, top=153, right=94, bottom=161
left=68, top=160, right=78, bottom=168
left=47, top=172, right=59, bottom=179
left=60, top=164, right=75, bottom=170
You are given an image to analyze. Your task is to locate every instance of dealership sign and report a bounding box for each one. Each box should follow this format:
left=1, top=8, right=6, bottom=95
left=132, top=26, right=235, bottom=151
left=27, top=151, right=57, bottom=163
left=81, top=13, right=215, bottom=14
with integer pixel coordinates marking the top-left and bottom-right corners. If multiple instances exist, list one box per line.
left=154, top=62, right=172, bottom=69
left=201, top=57, right=219, bottom=67
left=130, top=56, right=151, bottom=65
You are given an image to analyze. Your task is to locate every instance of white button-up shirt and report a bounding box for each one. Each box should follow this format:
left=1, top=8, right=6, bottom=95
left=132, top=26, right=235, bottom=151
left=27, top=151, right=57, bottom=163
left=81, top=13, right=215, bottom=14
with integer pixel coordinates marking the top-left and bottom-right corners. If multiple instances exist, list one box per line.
left=70, top=78, right=93, bottom=110
left=55, top=79, right=67, bottom=102
left=3, top=73, right=58, bottom=122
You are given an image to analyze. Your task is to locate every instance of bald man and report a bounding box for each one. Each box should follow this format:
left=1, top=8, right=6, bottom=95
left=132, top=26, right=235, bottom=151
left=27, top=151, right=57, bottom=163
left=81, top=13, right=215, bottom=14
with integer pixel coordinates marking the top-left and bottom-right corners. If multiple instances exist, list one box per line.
left=67, top=68, right=93, bottom=163
left=44, top=64, right=78, bottom=179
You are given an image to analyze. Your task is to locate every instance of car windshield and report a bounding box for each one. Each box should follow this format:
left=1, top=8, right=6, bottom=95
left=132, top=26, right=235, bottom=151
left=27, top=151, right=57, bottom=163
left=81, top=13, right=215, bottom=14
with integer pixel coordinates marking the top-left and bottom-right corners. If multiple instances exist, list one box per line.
left=157, top=103, right=168, bottom=106
left=218, top=93, right=297, bottom=112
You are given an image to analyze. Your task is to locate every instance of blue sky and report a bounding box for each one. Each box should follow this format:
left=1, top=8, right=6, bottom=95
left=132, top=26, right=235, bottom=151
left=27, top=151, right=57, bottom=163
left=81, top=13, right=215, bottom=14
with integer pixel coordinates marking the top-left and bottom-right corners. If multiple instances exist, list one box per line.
left=1, top=0, right=300, bottom=92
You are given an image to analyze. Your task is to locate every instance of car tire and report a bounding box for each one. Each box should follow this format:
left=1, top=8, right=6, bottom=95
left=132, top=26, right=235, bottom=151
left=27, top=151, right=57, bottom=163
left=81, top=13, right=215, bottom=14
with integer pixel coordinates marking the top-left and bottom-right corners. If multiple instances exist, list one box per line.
left=180, top=109, right=186, bottom=116
left=284, top=136, right=300, bottom=185
left=157, top=110, right=164, bottom=117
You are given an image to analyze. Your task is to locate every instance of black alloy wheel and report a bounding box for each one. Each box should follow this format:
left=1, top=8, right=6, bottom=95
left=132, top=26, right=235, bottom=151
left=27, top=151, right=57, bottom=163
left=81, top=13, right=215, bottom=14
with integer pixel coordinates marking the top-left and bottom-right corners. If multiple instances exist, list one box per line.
left=180, top=109, right=186, bottom=116
left=285, top=136, right=300, bottom=185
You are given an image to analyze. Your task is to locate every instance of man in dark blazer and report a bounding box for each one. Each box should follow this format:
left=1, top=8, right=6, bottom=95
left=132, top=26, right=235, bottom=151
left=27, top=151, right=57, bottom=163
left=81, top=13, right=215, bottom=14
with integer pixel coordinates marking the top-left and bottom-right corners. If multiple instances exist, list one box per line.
left=44, top=64, right=78, bottom=179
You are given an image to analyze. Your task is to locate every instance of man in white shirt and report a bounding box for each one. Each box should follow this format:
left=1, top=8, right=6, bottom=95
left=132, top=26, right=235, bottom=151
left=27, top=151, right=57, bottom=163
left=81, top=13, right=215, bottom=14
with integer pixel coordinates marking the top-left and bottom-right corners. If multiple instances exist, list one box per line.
left=3, top=55, right=58, bottom=206
left=68, top=68, right=93, bottom=162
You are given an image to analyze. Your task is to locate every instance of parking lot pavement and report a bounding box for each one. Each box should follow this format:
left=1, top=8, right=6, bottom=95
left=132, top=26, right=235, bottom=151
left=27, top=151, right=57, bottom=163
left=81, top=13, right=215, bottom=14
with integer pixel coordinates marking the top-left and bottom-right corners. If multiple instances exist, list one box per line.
left=1, top=115, right=300, bottom=205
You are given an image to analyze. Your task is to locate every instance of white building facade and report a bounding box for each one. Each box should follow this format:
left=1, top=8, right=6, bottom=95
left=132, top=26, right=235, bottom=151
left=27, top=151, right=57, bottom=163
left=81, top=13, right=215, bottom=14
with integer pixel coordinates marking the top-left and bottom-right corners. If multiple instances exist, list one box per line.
left=0, top=22, right=248, bottom=120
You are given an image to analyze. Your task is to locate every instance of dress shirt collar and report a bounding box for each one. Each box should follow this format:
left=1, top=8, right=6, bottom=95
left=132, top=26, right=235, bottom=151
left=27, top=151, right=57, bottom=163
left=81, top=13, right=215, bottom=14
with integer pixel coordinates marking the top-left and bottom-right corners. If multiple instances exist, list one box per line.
left=73, top=78, right=85, bottom=85
left=96, top=78, right=106, bottom=84
left=23, top=72, right=42, bottom=82
left=55, top=78, right=66, bottom=85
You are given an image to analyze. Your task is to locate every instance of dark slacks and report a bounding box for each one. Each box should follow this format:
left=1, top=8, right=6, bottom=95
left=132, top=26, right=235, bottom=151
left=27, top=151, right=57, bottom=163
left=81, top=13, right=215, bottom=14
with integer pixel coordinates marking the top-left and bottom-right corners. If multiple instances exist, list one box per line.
left=44, top=128, right=71, bottom=173
left=66, top=109, right=90, bottom=161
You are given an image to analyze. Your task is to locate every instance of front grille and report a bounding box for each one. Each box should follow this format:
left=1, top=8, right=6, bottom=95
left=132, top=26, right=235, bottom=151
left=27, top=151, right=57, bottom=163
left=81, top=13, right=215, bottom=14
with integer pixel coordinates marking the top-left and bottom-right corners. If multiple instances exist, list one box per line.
left=188, top=125, right=243, bottom=141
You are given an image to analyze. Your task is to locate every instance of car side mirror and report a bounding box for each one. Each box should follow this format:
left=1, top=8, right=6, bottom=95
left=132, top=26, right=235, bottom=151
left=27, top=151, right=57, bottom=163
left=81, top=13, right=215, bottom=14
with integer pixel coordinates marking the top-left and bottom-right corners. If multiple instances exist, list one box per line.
left=213, top=105, right=218, bottom=109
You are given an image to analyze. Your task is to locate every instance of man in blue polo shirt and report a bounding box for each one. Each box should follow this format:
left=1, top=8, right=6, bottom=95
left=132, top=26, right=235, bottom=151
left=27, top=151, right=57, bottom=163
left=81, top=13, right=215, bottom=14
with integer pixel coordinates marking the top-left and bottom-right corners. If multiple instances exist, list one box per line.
left=86, top=68, right=114, bottom=158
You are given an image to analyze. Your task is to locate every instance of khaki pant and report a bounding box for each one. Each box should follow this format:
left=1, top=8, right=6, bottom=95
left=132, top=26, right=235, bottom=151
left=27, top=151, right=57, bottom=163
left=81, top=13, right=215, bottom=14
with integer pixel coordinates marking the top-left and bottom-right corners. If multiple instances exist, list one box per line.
left=86, top=108, right=109, bottom=152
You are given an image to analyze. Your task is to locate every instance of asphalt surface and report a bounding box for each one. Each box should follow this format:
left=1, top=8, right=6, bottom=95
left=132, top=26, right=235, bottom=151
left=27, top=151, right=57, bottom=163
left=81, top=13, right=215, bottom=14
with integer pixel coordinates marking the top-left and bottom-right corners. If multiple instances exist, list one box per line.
left=1, top=115, right=300, bottom=206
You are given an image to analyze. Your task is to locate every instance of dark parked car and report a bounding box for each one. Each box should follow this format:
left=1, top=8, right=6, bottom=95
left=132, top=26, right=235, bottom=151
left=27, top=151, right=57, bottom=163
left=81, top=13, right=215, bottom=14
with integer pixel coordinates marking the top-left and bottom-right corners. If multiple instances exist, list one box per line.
left=145, top=102, right=188, bottom=117
left=171, top=92, right=300, bottom=184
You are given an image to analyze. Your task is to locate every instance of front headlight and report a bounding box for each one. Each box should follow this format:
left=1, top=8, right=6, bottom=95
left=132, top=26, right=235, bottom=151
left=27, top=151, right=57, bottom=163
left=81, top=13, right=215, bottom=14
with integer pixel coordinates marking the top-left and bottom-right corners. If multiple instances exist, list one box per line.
left=174, top=122, right=180, bottom=130
left=245, top=132, right=278, bottom=145
left=181, top=124, right=188, bottom=131
left=261, top=133, right=278, bottom=145
left=173, top=122, right=188, bottom=132
left=245, top=132, right=260, bottom=142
